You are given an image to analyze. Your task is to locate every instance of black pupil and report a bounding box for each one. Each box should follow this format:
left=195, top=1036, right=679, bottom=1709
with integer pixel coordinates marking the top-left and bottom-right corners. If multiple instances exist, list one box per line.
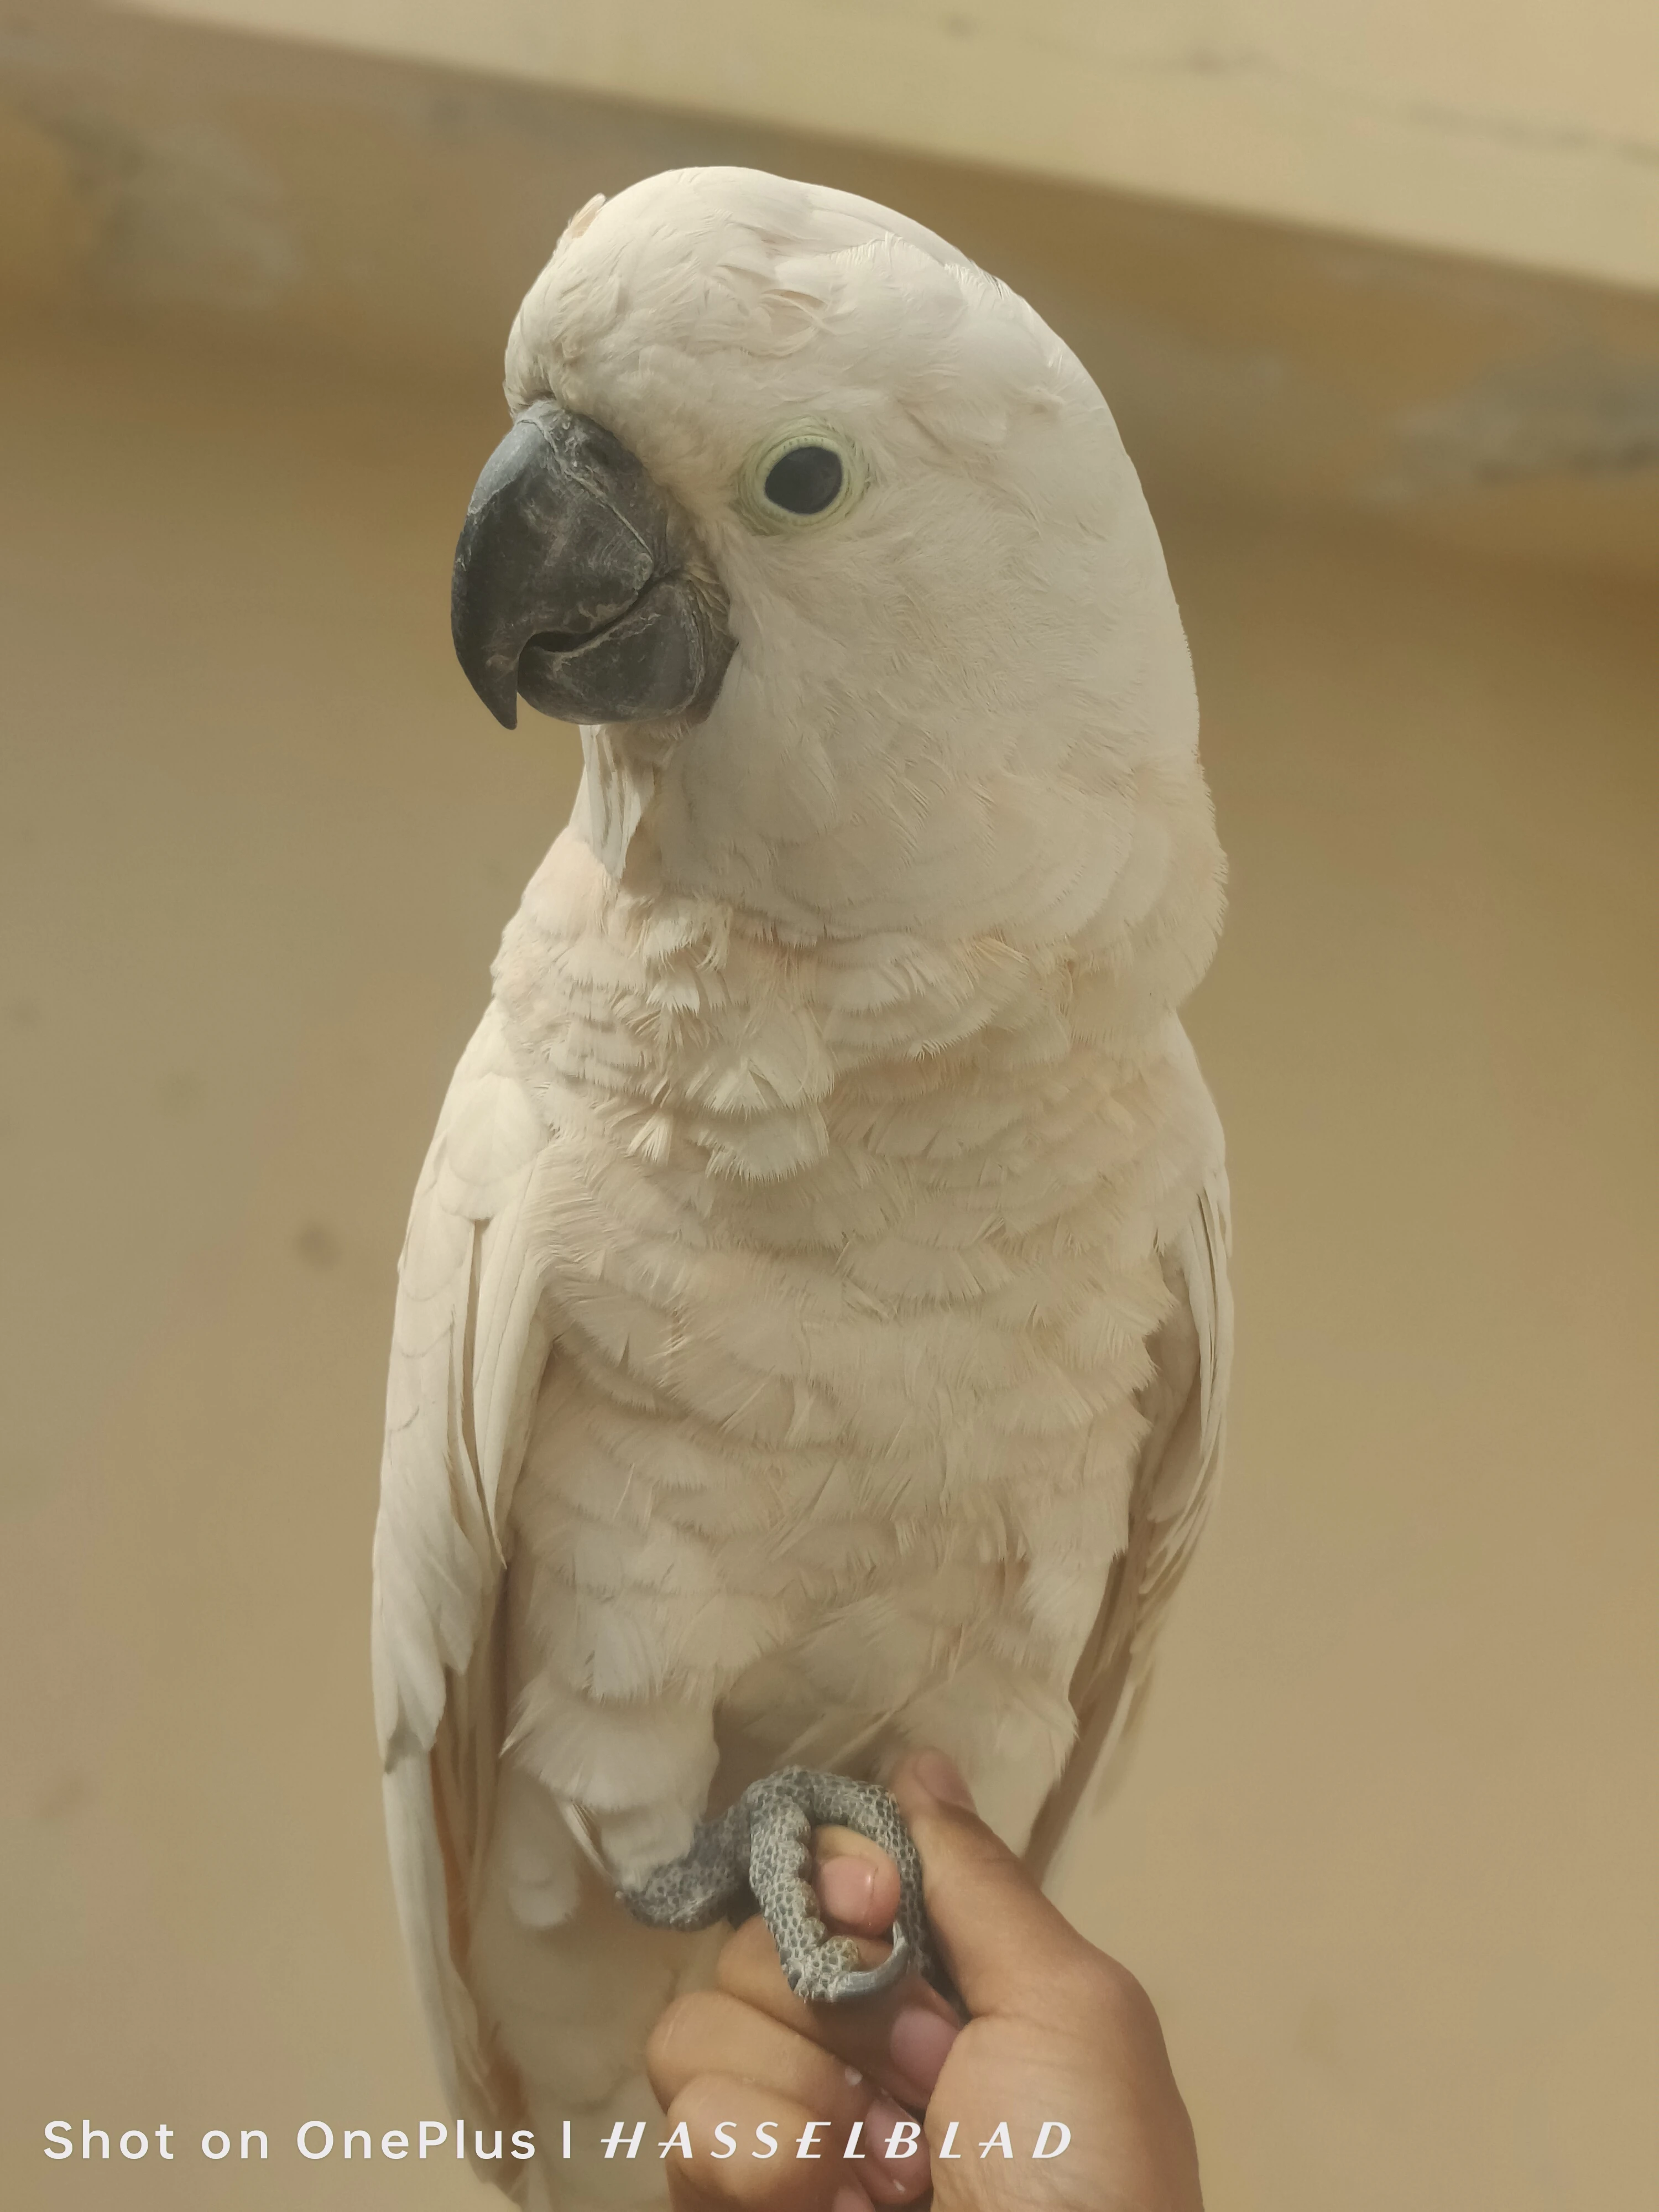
left=763, top=444, right=843, bottom=515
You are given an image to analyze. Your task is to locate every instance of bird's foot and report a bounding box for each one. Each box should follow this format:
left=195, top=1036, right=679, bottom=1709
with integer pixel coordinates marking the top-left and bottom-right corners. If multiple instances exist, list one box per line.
left=619, top=1767, right=935, bottom=2004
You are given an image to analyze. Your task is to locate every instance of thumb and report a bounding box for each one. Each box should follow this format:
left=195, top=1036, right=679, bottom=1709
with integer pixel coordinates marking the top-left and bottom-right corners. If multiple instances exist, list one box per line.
left=891, top=1750, right=1089, bottom=2020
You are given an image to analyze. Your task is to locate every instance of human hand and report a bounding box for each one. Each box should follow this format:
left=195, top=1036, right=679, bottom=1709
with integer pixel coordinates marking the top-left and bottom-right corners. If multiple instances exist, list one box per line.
left=645, top=1749, right=1204, bottom=2212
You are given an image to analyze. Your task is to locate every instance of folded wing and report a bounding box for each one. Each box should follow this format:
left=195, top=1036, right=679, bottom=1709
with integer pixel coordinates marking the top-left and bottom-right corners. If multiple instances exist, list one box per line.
left=1026, top=1165, right=1233, bottom=1883
left=372, top=1004, right=553, bottom=2162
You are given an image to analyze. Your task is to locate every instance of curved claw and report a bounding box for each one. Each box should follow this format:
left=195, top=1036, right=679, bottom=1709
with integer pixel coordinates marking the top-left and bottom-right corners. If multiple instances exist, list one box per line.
left=819, top=1920, right=911, bottom=2002
left=620, top=1767, right=944, bottom=2007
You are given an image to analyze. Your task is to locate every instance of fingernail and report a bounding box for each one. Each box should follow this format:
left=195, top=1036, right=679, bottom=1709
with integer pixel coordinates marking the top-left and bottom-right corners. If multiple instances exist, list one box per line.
left=912, top=1749, right=975, bottom=1812
left=888, top=2005, right=959, bottom=2099
left=817, top=1855, right=877, bottom=1922
left=832, top=2187, right=874, bottom=2212
left=867, top=2095, right=930, bottom=2179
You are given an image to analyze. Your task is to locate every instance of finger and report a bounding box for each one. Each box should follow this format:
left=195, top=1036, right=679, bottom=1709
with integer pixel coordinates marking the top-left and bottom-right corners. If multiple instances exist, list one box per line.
left=889, top=1749, right=1093, bottom=2020
left=648, top=1990, right=870, bottom=2135
left=664, top=2075, right=926, bottom=2209
left=714, top=1916, right=961, bottom=2111
left=672, top=2187, right=877, bottom=2212
left=812, top=1827, right=901, bottom=1937
left=662, top=2075, right=850, bottom=2210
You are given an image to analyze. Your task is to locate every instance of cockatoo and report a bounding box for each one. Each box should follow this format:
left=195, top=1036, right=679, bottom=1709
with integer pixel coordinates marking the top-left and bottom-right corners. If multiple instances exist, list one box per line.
left=373, top=166, right=1231, bottom=2209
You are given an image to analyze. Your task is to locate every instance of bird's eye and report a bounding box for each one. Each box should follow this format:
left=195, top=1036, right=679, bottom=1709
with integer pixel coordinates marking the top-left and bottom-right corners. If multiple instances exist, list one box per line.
left=737, top=425, right=865, bottom=532
left=764, top=445, right=842, bottom=514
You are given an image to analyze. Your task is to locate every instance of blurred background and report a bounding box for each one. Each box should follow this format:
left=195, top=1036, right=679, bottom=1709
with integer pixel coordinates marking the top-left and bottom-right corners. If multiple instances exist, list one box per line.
left=2, top=2, right=1656, bottom=2206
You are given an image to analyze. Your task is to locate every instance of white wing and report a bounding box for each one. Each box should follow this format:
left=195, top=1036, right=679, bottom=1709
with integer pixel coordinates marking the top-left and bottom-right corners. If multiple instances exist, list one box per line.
left=1025, top=1164, right=1233, bottom=1884
left=372, top=1001, right=552, bottom=2147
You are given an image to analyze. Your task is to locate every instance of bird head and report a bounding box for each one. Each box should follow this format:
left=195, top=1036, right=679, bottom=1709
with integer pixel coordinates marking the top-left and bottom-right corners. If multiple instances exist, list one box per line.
left=453, top=167, right=1209, bottom=943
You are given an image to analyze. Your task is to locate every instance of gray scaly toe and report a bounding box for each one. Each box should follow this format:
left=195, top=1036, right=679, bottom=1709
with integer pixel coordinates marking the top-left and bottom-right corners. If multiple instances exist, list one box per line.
left=620, top=1768, right=937, bottom=2004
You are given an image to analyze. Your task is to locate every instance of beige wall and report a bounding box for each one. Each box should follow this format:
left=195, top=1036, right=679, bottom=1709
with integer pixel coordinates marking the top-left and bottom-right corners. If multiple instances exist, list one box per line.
left=3, top=14, right=1657, bottom=2212
left=123, top=0, right=1659, bottom=293
left=8, top=5, right=1659, bottom=586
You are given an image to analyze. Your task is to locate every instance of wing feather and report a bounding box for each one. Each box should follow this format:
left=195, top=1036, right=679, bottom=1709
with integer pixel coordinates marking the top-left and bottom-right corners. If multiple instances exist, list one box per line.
left=371, top=1003, right=550, bottom=2153
left=1025, top=1165, right=1233, bottom=1885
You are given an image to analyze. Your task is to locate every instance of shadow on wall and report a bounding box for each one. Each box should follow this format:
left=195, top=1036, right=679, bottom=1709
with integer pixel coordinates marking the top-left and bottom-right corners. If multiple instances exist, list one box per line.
left=4, top=0, right=1659, bottom=580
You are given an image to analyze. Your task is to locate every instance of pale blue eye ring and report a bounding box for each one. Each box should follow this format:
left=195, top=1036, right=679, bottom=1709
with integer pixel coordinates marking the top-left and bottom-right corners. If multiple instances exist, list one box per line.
left=737, top=424, right=865, bottom=532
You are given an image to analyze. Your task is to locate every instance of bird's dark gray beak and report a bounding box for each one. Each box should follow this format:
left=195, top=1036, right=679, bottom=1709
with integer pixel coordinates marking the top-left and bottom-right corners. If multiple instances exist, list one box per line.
left=451, top=400, right=733, bottom=730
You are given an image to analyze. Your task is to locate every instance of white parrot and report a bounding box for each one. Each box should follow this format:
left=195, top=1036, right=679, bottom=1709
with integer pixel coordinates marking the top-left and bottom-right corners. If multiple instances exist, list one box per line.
left=372, top=166, right=1230, bottom=2209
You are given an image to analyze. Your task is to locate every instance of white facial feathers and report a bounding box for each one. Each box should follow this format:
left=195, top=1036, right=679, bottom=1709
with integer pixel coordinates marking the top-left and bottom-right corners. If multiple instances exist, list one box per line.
left=503, top=167, right=1214, bottom=954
